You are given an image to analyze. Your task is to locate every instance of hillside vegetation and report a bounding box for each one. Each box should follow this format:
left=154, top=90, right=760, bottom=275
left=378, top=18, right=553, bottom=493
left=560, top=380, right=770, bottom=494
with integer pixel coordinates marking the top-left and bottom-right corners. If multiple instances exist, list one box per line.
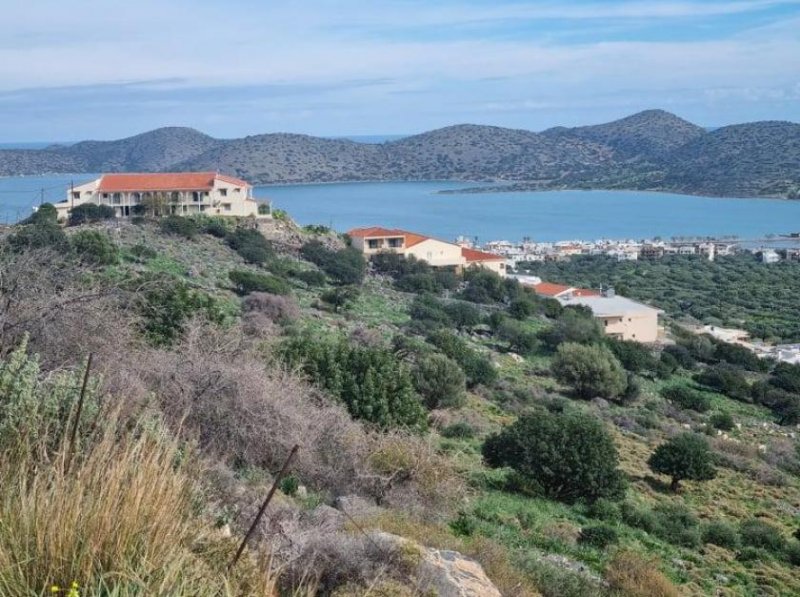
left=3, top=207, right=800, bottom=595
left=2, top=110, right=799, bottom=198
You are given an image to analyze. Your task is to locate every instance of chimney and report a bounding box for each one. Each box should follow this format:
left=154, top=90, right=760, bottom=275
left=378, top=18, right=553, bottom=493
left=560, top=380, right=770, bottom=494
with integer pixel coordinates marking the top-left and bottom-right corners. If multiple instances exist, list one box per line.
left=602, top=286, right=615, bottom=298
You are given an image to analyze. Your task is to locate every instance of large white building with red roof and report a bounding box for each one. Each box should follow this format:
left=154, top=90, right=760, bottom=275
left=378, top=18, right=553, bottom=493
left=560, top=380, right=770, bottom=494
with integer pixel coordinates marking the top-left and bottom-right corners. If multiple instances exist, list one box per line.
left=347, top=226, right=507, bottom=276
left=55, top=172, right=268, bottom=220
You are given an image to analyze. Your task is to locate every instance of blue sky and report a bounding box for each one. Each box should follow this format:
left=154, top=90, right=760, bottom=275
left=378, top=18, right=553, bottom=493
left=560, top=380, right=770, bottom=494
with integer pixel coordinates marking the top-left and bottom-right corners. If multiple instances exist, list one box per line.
left=1, top=0, right=799, bottom=140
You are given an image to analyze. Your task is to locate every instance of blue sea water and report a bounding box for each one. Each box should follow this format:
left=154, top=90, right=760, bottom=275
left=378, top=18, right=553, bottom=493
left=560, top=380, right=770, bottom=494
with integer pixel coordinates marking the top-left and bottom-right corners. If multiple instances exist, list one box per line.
left=2, top=175, right=800, bottom=242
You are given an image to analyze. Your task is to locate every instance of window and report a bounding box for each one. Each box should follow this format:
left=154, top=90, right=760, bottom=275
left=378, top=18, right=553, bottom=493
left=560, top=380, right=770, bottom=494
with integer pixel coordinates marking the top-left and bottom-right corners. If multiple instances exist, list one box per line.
left=604, top=320, right=609, bottom=327
left=367, top=239, right=380, bottom=249
left=192, top=192, right=201, bottom=202
left=234, top=187, right=241, bottom=193
left=102, top=193, right=109, bottom=199
left=72, top=192, right=80, bottom=199
left=171, top=192, right=180, bottom=202
left=131, top=193, right=141, bottom=203
left=223, top=203, right=231, bottom=211
left=112, top=193, right=122, bottom=204
left=388, top=238, right=403, bottom=248
left=219, top=188, right=228, bottom=197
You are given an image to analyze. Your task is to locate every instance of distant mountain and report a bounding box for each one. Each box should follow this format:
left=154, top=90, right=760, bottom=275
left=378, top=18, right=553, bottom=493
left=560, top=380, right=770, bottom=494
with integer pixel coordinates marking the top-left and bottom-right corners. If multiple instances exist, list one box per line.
left=1, top=111, right=798, bottom=198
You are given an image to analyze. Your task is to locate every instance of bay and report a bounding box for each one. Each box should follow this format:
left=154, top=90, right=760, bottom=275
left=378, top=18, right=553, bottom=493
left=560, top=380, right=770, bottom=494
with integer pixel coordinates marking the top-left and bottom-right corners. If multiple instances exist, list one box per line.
left=2, top=175, right=800, bottom=243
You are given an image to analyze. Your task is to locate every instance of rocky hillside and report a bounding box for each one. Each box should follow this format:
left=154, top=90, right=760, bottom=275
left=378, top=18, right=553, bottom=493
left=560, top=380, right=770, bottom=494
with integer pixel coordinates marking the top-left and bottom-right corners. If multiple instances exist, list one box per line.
left=2, top=110, right=798, bottom=198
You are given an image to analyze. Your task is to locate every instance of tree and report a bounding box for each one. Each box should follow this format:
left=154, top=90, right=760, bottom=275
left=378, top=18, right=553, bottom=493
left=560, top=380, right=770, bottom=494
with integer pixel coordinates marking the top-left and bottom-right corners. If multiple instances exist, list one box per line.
left=412, top=353, right=466, bottom=409
left=496, top=318, right=539, bottom=355
left=67, top=203, right=115, bottom=226
left=539, top=307, right=603, bottom=349
left=648, top=433, right=716, bottom=492
left=71, top=230, right=119, bottom=265
left=551, top=342, right=627, bottom=399
left=483, top=411, right=626, bottom=503
left=443, top=301, right=481, bottom=330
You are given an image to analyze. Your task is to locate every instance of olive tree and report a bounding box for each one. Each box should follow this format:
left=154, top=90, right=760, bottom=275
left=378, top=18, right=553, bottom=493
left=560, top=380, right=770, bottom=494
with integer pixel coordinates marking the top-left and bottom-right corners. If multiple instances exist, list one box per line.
left=551, top=342, right=627, bottom=399
left=648, top=433, right=716, bottom=492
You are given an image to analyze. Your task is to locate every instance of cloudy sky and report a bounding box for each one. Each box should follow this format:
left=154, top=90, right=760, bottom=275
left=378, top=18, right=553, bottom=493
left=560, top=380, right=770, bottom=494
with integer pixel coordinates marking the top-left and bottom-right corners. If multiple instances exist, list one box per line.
left=2, top=0, right=799, bottom=140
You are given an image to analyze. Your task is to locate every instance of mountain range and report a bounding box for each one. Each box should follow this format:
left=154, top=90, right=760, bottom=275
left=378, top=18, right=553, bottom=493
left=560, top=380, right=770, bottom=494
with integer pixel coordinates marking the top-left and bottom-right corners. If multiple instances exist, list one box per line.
left=2, top=109, right=798, bottom=198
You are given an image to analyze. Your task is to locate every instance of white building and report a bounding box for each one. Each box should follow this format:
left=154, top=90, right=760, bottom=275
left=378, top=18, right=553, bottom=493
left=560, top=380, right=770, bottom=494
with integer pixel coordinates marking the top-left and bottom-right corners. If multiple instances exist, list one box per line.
left=55, top=172, right=268, bottom=220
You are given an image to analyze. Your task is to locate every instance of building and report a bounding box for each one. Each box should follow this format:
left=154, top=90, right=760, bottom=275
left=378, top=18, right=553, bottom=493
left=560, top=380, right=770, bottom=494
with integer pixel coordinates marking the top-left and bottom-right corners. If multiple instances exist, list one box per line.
left=557, top=288, right=662, bottom=343
left=529, top=282, right=600, bottom=300
left=55, top=172, right=267, bottom=220
left=347, top=226, right=507, bottom=275
left=759, top=249, right=781, bottom=264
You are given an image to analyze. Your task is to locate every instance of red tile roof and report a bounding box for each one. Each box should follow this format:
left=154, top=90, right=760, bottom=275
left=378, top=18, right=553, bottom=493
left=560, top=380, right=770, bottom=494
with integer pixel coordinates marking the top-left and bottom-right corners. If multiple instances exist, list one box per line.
left=346, top=227, right=431, bottom=248
left=573, top=288, right=601, bottom=297
left=97, top=172, right=249, bottom=192
left=533, top=282, right=574, bottom=297
left=461, top=247, right=504, bottom=262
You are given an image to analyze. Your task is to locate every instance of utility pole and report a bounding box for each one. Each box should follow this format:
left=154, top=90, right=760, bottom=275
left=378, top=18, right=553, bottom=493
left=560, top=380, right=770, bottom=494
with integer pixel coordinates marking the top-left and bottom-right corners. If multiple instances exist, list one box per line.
left=40, top=187, right=44, bottom=205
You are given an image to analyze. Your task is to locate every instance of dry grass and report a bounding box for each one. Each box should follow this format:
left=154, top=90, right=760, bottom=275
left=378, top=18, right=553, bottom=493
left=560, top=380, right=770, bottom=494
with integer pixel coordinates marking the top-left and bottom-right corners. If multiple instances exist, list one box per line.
left=605, top=549, right=679, bottom=597
left=0, top=416, right=280, bottom=596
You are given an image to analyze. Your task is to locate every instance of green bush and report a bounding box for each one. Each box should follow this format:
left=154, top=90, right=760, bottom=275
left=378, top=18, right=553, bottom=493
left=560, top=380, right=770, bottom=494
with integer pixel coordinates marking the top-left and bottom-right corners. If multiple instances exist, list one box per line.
left=201, top=217, right=229, bottom=238
left=586, top=498, right=621, bottom=522
left=714, top=341, right=767, bottom=372
left=649, top=503, right=702, bottom=547
left=320, top=285, right=360, bottom=312
left=449, top=511, right=478, bottom=537
left=8, top=220, right=68, bottom=252
left=71, top=230, right=119, bottom=265
left=648, top=433, right=716, bottom=492
left=130, top=243, right=157, bottom=260
left=280, top=334, right=426, bottom=429
left=551, top=343, right=627, bottom=400
left=660, top=384, right=712, bottom=413
left=440, top=422, right=475, bottom=439
left=702, top=520, right=740, bottom=550
left=607, top=339, right=658, bottom=373
left=739, top=519, right=786, bottom=553
left=508, top=297, right=536, bottom=320
left=427, top=330, right=497, bottom=388
left=159, top=215, right=199, bottom=239
left=412, top=354, right=467, bottom=409
left=663, top=344, right=696, bottom=369
left=67, top=203, right=115, bottom=226
left=228, top=270, right=290, bottom=295
left=227, top=228, right=274, bottom=264
left=482, top=411, right=626, bottom=503
left=410, top=295, right=451, bottom=328
left=539, top=307, right=603, bottom=349
left=785, top=541, right=800, bottom=566
left=709, top=411, right=735, bottom=431
left=694, top=364, right=750, bottom=402
left=443, top=302, right=482, bottom=330
left=578, top=525, right=618, bottom=548
left=293, top=269, right=327, bottom=287
left=300, top=240, right=365, bottom=285
left=495, top=318, right=539, bottom=355
left=19, top=203, right=57, bottom=225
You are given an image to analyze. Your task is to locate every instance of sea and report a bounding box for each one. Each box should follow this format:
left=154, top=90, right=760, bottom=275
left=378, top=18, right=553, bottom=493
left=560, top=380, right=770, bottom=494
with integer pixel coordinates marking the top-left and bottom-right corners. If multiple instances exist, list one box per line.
left=2, top=175, right=800, bottom=243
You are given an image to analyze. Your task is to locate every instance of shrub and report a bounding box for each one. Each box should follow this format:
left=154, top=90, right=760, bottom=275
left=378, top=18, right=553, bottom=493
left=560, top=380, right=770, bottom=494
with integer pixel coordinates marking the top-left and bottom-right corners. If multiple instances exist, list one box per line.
left=201, top=217, right=228, bottom=238
left=662, top=344, right=696, bottom=369
left=443, top=302, right=482, bottom=330
left=702, top=520, right=740, bottom=550
left=279, top=474, right=300, bottom=496
left=228, top=269, right=290, bottom=295
left=714, top=341, right=766, bottom=371
left=320, top=285, right=360, bottom=312
left=8, top=220, right=68, bottom=252
left=242, top=292, right=299, bottom=324
left=551, top=342, right=627, bottom=400
left=605, top=549, right=680, bottom=597
left=579, top=525, right=618, bottom=549
left=508, top=297, right=536, bottom=320
left=458, top=269, right=515, bottom=304
left=496, top=318, right=539, bottom=355
left=70, top=230, right=119, bottom=265
left=608, top=339, right=658, bottom=373
left=587, top=498, right=621, bottom=522
left=395, top=272, right=439, bottom=294
left=280, top=334, right=426, bottom=428
left=648, top=433, right=716, bottom=491
left=620, top=373, right=642, bottom=405
left=785, top=541, right=800, bottom=566
left=427, top=330, right=497, bottom=388
left=482, top=411, right=626, bottom=503
left=771, top=362, right=800, bottom=393
left=409, top=295, right=451, bottom=328
left=227, top=228, right=274, bottom=264
left=67, top=203, right=115, bottom=226
left=739, top=519, right=786, bottom=553
left=649, top=503, right=702, bottom=547
left=694, top=364, right=750, bottom=402
left=20, top=202, right=57, bottom=225
left=709, top=411, right=735, bottom=431
left=412, top=354, right=467, bottom=409
left=130, top=243, right=157, bottom=260
left=660, top=384, right=712, bottom=413
left=440, top=422, right=475, bottom=439
left=159, top=215, right=199, bottom=239
left=539, top=307, right=603, bottom=349
left=301, top=240, right=365, bottom=285
left=294, top=269, right=327, bottom=287
left=449, top=511, right=478, bottom=537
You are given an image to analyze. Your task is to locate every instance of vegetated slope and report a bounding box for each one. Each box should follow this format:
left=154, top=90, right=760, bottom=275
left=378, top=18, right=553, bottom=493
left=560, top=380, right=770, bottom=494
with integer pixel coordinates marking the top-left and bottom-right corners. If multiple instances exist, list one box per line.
left=175, top=133, right=390, bottom=183
left=542, top=109, right=707, bottom=160
left=1, top=111, right=798, bottom=197
left=659, top=121, right=800, bottom=197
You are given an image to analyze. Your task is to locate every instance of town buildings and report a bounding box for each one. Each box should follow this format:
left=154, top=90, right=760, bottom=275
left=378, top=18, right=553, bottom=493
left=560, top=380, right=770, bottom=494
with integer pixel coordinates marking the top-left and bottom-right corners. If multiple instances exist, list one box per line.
left=55, top=172, right=268, bottom=220
left=347, top=226, right=508, bottom=275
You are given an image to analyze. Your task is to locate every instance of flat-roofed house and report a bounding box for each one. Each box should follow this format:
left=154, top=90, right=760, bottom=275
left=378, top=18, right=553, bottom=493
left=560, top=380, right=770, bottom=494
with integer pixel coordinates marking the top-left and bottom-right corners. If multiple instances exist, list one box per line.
left=55, top=172, right=268, bottom=220
left=558, top=290, right=662, bottom=343
left=347, top=226, right=507, bottom=275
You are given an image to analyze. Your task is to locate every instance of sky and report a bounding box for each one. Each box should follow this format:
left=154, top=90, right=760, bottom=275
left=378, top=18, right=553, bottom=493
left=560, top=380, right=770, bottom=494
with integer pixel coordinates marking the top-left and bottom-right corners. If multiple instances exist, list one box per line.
left=1, top=0, right=799, bottom=140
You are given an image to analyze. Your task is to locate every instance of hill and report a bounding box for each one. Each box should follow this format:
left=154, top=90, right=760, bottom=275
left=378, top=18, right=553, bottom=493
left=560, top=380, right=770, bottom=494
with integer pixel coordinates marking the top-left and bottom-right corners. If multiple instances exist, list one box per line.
left=1, top=110, right=798, bottom=198
left=5, top=210, right=800, bottom=594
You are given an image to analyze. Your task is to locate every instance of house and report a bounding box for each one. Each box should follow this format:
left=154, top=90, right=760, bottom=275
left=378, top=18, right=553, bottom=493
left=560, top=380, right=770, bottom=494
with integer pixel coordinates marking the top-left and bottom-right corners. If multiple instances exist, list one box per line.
left=759, top=249, right=780, bottom=264
left=558, top=288, right=662, bottom=343
left=55, top=172, right=268, bottom=220
left=347, top=226, right=507, bottom=275
left=530, top=282, right=600, bottom=300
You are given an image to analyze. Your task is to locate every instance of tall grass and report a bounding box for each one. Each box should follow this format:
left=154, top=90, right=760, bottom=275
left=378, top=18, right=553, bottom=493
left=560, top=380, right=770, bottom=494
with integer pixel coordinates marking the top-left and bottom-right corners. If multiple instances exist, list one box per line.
left=0, top=342, right=280, bottom=596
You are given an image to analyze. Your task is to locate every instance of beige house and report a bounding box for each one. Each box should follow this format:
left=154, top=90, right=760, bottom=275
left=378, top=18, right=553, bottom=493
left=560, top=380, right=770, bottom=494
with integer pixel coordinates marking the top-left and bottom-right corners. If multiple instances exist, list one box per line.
left=55, top=172, right=269, bottom=220
left=347, top=227, right=507, bottom=275
left=558, top=290, right=662, bottom=343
